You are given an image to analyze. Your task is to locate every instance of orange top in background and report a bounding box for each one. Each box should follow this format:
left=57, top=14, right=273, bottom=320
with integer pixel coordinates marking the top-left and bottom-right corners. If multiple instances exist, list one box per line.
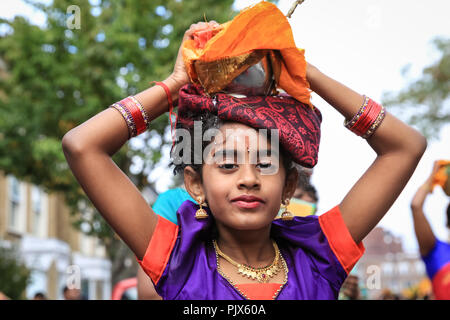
left=182, top=1, right=312, bottom=106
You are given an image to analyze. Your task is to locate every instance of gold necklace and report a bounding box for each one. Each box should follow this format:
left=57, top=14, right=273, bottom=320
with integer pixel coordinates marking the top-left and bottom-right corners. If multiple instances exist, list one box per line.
left=213, top=239, right=282, bottom=283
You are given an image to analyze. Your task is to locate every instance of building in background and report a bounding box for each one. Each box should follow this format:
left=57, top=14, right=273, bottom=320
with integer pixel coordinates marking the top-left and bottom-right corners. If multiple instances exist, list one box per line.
left=0, top=171, right=111, bottom=300
left=353, top=226, right=430, bottom=299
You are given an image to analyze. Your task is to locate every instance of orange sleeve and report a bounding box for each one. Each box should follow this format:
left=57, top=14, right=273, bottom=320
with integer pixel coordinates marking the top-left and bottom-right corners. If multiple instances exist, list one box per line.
left=136, top=216, right=179, bottom=285
left=318, top=205, right=365, bottom=274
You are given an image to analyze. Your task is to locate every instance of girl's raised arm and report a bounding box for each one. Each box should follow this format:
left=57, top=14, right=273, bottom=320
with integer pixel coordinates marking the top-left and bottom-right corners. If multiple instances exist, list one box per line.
left=62, top=80, right=175, bottom=260
left=62, top=22, right=215, bottom=260
left=307, top=63, right=427, bottom=244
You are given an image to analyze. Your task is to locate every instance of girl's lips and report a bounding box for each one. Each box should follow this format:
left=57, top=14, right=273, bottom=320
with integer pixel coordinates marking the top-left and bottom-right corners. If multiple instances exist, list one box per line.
left=230, top=195, right=265, bottom=209
left=232, top=200, right=263, bottom=209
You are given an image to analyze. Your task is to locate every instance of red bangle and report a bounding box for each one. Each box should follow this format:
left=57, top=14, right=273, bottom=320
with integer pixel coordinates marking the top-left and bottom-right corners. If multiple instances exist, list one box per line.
left=152, top=81, right=177, bottom=147
left=361, top=100, right=382, bottom=134
left=152, top=81, right=173, bottom=111
left=352, top=100, right=377, bottom=135
left=348, top=98, right=383, bottom=137
left=122, top=97, right=147, bottom=135
left=363, top=105, right=386, bottom=139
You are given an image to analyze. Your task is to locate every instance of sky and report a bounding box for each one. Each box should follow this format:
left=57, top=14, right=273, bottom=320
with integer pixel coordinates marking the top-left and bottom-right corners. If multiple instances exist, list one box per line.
left=1, top=0, right=449, bottom=254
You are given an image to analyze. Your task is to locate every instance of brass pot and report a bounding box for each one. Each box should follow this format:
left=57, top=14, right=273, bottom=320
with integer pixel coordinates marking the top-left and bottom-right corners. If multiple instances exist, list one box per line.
left=194, top=50, right=278, bottom=97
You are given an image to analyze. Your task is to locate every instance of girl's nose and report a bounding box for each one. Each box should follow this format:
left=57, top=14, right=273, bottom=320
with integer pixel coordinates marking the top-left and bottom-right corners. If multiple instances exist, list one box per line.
left=237, top=164, right=261, bottom=190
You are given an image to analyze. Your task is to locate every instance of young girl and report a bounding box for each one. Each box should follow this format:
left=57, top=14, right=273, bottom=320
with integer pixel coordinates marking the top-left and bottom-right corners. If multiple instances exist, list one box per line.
left=62, top=17, right=426, bottom=299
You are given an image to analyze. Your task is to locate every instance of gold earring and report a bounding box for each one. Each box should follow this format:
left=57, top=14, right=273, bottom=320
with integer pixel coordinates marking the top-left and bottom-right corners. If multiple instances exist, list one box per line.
left=195, top=198, right=208, bottom=220
left=281, top=199, right=294, bottom=221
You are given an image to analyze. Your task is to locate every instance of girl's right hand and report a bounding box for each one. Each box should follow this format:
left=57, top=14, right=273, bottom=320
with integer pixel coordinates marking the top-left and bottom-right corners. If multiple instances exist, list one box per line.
left=168, top=21, right=220, bottom=90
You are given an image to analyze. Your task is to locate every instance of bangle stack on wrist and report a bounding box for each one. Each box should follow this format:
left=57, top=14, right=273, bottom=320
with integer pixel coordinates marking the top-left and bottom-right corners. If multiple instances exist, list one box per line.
left=110, top=80, right=177, bottom=141
left=110, top=96, right=149, bottom=139
left=344, top=96, right=386, bottom=139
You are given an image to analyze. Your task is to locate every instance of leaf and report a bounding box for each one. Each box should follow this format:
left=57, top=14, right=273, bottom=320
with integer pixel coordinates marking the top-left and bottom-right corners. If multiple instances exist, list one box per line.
left=382, top=37, right=450, bottom=139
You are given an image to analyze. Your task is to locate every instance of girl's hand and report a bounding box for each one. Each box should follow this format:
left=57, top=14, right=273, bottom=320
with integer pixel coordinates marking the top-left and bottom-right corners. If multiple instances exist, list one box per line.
left=167, top=21, right=220, bottom=91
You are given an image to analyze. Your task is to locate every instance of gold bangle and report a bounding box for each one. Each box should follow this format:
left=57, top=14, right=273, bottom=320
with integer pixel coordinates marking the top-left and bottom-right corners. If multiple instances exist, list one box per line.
left=343, top=95, right=369, bottom=129
left=110, top=103, right=136, bottom=138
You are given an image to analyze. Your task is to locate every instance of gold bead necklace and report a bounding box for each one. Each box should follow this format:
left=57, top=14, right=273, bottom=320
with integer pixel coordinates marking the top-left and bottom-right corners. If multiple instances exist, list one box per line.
left=213, top=239, right=282, bottom=283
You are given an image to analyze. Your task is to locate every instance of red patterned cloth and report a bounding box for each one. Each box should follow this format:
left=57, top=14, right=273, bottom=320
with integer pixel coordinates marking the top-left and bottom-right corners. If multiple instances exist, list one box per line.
left=176, top=84, right=322, bottom=168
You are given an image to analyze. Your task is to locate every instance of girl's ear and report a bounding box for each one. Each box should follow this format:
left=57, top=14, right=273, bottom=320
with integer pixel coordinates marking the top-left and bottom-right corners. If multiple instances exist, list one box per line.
left=282, top=168, right=299, bottom=201
left=184, top=166, right=205, bottom=203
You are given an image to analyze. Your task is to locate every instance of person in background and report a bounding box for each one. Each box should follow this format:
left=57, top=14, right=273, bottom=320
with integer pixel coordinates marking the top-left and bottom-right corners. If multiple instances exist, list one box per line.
left=151, top=187, right=195, bottom=225
left=282, top=166, right=318, bottom=217
left=410, top=160, right=450, bottom=300
left=62, top=286, right=83, bottom=300
left=378, top=289, right=401, bottom=300
left=33, top=292, right=47, bottom=300
left=293, top=181, right=318, bottom=213
left=338, top=274, right=360, bottom=300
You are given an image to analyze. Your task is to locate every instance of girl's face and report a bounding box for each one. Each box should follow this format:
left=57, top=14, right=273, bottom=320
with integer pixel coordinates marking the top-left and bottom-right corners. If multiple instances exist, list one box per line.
left=186, top=122, right=297, bottom=231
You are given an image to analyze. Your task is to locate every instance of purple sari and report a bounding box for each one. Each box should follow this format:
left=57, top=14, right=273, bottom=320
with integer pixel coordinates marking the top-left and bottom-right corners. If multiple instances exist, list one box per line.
left=138, top=200, right=364, bottom=300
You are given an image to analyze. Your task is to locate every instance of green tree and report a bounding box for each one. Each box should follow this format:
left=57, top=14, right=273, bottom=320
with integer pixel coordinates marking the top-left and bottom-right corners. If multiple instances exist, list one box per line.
left=0, top=245, right=31, bottom=300
left=0, top=0, right=236, bottom=285
left=382, top=37, right=450, bottom=139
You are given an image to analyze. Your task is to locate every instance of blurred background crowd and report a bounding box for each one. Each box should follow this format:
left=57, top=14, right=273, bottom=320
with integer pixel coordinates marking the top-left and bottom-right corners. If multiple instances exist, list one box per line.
left=0, top=0, right=449, bottom=300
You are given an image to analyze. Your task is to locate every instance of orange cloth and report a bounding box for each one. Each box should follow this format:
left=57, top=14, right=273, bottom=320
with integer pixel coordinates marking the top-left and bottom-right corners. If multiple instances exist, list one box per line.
left=182, top=1, right=311, bottom=106
left=136, top=216, right=179, bottom=285
left=432, top=160, right=450, bottom=192
left=235, top=283, right=283, bottom=300
left=318, top=205, right=365, bottom=275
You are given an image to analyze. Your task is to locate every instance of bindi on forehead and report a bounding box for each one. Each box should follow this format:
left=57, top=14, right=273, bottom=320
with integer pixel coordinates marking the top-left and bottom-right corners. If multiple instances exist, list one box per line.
left=205, top=124, right=280, bottom=166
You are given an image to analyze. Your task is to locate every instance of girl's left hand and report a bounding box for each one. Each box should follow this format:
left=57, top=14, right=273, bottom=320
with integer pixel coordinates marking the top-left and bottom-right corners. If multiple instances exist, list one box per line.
left=168, top=21, right=220, bottom=90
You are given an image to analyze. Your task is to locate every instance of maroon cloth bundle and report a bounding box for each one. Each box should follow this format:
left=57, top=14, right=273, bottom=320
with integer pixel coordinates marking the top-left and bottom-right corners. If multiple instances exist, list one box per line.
left=176, top=84, right=322, bottom=168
